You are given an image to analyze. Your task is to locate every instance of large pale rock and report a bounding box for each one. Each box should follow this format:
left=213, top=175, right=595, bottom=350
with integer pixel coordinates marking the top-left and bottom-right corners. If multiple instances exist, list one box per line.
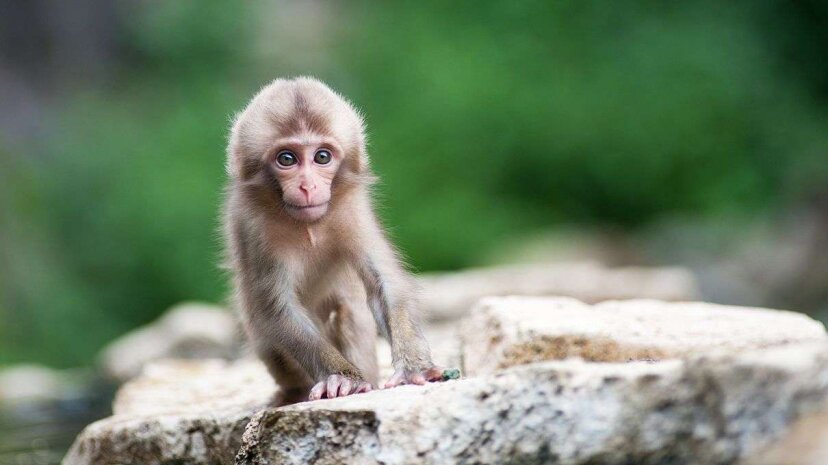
left=64, top=360, right=274, bottom=465
left=418, top=262, right=699, bottom=321
left=237, top=343, right=828, bottom=465
left=99, top=302, right=242, bottom=382
left=462, top=297, right=827, bottom=376
left=64, top=344, right=828, bottom=465
left=66, top=297, right=828, bottom=465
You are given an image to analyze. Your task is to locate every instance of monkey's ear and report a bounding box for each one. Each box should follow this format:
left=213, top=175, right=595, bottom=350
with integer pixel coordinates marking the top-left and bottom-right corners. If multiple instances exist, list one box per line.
left=226, top=81, right=284, bottom=180
left=226, top=111, right=263, bottom=180
left=226, top=144, right=261, bottom=181
left=226, top=112, right=244, bottom=178
left=226, top=148, right=243, bottom=179
left=349, top=110, right=370, bottom=174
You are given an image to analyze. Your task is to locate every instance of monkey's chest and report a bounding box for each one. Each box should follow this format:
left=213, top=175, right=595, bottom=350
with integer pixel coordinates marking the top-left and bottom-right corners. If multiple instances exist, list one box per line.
left=290, top=252, right=348, bottom=304
left=296, top=262, right=366, bottom=325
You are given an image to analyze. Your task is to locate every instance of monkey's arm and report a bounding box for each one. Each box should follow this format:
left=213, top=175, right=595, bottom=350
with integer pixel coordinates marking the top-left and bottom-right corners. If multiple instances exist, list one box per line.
left=241, top=277, right=372, bottom=399
left=355, top=230, right=443, bottom=387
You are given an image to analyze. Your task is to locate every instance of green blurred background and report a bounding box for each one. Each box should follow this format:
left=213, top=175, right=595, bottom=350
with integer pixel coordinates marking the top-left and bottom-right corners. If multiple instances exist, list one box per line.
left=1, top=0, right=827, bottom=369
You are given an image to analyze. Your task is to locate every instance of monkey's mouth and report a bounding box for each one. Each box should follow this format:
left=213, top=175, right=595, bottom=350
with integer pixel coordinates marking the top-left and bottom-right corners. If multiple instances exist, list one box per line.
left=285, top=201, right=330, bottom=210
left=283, top=201, right=330, bottom=221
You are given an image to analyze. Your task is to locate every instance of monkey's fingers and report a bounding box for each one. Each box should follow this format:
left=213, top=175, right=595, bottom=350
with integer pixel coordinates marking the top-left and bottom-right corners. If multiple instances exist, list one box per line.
left=309, top=375, right=373, bottom=401
left=382, top=370, right=406, bottom=389
left=383, top=367, right=444, bottom=389
left=424, top=366, right=445, bottom=382
left=309, top=381, right=327, bottom=400
left=326, top=374, right=343, bottom=398
left=339, top=377, right=353, bottom=397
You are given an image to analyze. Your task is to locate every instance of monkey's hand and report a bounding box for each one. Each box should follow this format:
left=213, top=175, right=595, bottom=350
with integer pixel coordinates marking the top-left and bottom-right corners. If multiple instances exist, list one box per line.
left=308, top=374, right=373, bottom=400
left=383, top=366, right=445, bottom=389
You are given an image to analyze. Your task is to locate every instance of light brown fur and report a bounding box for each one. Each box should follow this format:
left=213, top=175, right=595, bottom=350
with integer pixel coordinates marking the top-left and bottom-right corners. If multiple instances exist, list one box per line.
left=223, top=77, right=440, bottom=402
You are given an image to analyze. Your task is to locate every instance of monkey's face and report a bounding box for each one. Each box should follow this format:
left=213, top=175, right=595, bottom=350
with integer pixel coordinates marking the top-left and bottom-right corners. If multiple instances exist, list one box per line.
left=268, top=134, right=342, bottom=223
left=228, top=77, right=368, bottom=223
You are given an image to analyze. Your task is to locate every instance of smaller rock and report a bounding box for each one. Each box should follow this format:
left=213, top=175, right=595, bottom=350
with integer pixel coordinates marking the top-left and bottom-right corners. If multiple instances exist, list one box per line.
left=461, top=297, right=827, bottom=376
left=441, top=368, right=461, bottom=380
left=99, top=302, right=242, bottom=382
left=743, top=407, right=828, bottom=465
left=63, top=359, right=274, bottom=465
left=0, top=364, right=64, bottom=403
left=418, top=262, right=699, bottom=321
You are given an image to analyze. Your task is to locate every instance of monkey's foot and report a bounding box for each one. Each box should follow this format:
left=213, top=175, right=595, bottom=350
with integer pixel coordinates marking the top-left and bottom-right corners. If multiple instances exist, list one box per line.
left=382, top=366, right=445, bottom=389
left=308, top=374, right=372, bottom=400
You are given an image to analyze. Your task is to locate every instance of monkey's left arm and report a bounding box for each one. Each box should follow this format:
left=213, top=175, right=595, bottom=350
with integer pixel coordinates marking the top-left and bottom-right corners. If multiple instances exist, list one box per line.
left=355, top=231, right=444, bottom=388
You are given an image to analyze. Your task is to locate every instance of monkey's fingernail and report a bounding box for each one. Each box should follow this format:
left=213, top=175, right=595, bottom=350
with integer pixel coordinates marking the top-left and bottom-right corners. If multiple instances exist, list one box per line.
left=340, top=379, right=352, bottom=396
left=327, top=376, right=340, bottom=398
left=309, top=383, right=325, bottom=400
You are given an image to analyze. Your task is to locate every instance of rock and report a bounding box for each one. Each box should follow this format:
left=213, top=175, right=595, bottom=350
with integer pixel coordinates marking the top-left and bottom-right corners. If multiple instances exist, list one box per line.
left=742, top=407, right=828, bottom=465
left=237, top=342, right=828, bottom=465
left=99, top=302, right=242, bottom=382
left=418, top=262, right=699, bottom=321
left=0, top=364, right=64, bottom=403
left=461, top=297, right=827, bottom=376
left=66, top=298, right=828, bottom=465
left=422, top=320, right=464, bottom=375
left=63, top=359, right=274, bottom=465
left=65, top=335, right=417, bottom=465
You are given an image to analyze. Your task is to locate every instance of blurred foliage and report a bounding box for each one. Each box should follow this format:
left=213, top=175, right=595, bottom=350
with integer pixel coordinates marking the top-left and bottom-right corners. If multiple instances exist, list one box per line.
left=1, top=0, right=826, bottom=367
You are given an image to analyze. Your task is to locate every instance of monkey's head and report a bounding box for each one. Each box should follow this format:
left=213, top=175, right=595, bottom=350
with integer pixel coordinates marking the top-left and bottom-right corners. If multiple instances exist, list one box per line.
left=227, top=77, right=369, bottom=223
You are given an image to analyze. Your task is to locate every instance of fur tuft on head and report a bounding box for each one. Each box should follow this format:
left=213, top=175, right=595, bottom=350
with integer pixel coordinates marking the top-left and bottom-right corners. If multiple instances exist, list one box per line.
left=226, top=77, right=368, bottom=181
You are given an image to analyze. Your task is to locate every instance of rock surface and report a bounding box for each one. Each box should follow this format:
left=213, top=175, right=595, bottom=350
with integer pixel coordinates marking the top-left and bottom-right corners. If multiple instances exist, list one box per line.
left=418, top=262, right=699, bottom=321
left=461, top=297, right=827, bottom=376
left=99, top=302, right=243, bottom=382
left=64, top=360, right=274, bottom=465
left=65, top=297, right=828, bottom=465
left=238, top=343, right=828, bottom=465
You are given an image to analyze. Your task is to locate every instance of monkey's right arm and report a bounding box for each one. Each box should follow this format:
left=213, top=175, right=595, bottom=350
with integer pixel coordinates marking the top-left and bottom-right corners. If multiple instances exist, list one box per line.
left=240, top=271, right=372, bottom=400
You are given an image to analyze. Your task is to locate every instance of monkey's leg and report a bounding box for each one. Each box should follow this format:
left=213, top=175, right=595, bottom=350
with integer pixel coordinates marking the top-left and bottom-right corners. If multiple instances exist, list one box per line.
left=256, top=345, right=314, bottom=406
left=239, top=263, right=372, bottom=401
left=327, top=295, right=379, bottom=387
left=304, top=291, right=377, bottom=400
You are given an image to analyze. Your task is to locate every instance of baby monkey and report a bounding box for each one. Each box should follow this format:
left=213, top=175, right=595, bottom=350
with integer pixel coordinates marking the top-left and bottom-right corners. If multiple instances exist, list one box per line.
left=224, top=77, right=443, bottom=402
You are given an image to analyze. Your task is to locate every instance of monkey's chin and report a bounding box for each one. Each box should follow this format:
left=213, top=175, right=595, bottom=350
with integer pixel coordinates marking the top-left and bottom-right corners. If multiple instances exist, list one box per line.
left=284, top=202, right=330, bottom=223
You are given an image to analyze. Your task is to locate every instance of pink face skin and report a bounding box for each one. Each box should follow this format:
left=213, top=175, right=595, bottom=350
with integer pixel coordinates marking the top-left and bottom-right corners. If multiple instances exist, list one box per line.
left=267, top=134, right=342, bottom=223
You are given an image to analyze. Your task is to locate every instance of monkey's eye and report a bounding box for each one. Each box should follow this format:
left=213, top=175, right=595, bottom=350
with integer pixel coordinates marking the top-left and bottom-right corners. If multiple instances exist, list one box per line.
left=314, top=149, right=332, bottom=165
left=275, top=151, right=297, bottom=167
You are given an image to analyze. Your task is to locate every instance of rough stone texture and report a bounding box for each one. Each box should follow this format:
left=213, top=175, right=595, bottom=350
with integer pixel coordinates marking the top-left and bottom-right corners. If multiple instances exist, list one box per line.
left=462, top=297, right=827, bottom=376
left=237, top=343, right=828, bottom=465
left=99, top=302, right=243, bottom=382
left=65, top=297, right=828, bottom=465
left=63, top=360, right=274, bottom=465
left=63, top=338, right=424, bottom=465
left=418, top=262, right=699, bottom=321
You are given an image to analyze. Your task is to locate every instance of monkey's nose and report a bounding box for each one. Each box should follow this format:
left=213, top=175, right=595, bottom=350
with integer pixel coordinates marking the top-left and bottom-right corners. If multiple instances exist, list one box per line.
left=299, top=184, right=316, bottom=202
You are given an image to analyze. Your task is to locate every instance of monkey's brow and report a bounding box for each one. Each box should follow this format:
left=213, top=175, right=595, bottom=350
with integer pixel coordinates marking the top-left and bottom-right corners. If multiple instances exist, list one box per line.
left=275, top=134, right=331, bottom=147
